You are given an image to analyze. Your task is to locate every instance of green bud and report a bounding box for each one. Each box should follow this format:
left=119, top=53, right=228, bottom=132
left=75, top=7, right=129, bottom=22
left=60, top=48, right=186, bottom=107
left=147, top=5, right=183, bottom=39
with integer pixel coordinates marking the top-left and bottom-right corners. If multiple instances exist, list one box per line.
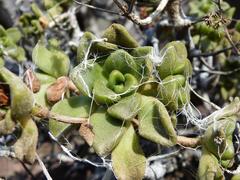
left=108, top=70, right=125, bottom=93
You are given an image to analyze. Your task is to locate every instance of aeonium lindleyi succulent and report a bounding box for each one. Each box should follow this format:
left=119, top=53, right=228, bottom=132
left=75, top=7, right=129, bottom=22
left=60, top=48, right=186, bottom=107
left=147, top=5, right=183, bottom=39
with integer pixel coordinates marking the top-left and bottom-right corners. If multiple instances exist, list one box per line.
left=0, top=66, right=38, bottom=164
left=27, top=24, right=194, bottom=179
left=189, top=0, right=235, bottom=34
left=0, top=23, right=194, bottom=179
left=27, top=24, right=193, bottom=179
left=188, top=0, right=237, bottom=56
left=202, top=120, right=236, bottom=166
left=198, top=98, right=240, bottom=179
left=64, top=24, right=191, bottom=179
left=19, top=1, right=70, bottom=37
left=0, top=25, right=26, bottom=62
left=198, top=120, right=235, bottom=179
left=156, top=41, right=192, bottom=111
left=71, top=24, right=153, bottom=106
left=19, top=3, right=48, bottom=36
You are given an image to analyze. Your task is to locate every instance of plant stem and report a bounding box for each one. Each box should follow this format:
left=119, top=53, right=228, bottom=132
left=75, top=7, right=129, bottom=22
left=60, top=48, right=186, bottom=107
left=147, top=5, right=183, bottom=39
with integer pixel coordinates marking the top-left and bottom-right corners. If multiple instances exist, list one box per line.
left=32, top=104, right=88, bottom=124
left=176, top=136, right=201, bottom=148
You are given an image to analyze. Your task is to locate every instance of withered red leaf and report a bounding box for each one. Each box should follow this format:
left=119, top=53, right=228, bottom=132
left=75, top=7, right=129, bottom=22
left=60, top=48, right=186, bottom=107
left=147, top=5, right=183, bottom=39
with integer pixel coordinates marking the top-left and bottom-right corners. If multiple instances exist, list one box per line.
left=0, top=84, right=10, bottom=106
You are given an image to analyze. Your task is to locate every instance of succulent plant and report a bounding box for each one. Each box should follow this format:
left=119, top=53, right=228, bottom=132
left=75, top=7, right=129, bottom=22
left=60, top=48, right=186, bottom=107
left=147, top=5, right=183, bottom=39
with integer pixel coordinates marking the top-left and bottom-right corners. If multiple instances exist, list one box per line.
left=0, top=0, right=240, bottom=178
left=198, top=98, right=240, bottom=179
left=1, top=14, right=239, bottom=178
left=52, top=24, right=192, bottom=179
left=202, top=119, right=236, bottom=166
left=0, top=66, right=38, bottom=163
left=0, top=26, right=26, bottom=62
left=190, top=0, right=235, bottom=52
left=157, top=41, right=192, bottom=111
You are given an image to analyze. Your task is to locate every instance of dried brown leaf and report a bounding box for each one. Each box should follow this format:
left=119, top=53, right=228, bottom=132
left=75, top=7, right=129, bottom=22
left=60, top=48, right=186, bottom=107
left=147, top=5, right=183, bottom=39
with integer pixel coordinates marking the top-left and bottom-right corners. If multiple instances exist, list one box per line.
left=68, top=80, right=79, bottom=94
left=46, top=76, right=69, bottom=104
left=0, top=84, right=10, bottom=106
left=24, top=69, right=41, bottom=93
left=39, top=16, right=49, bottom=29
left=79, top=122, right=94, bottom=146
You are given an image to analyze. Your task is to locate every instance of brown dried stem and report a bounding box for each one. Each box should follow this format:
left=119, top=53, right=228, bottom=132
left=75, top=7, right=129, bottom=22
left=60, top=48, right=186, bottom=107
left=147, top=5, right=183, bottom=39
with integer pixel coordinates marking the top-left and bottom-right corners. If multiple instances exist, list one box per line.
left=113, top=0, right=169, bottom=25
left=32, top=105, right=87, bottom=124
left=113, top=0, right=193, bottom=27
left=177, top=136, right=202, bottom=148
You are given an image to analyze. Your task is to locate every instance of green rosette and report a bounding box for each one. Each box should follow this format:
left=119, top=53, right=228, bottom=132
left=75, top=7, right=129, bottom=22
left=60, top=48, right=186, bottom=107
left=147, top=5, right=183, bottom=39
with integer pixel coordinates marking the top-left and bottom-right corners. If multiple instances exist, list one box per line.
left=156, top=41, right=192, bottom=111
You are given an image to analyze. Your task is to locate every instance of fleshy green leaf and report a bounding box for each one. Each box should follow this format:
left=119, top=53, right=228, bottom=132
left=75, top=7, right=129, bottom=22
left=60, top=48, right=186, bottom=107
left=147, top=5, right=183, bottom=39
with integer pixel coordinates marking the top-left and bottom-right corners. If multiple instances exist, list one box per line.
left=31, top=3, right=43, bottom=18
left=6, top=27, right=22, bottom=44
left=157, top=41, right=192, bottom=79
left=112, top=124, right=146, bottom=180
left=70, top=61, right=106, bottom=96
left=164, top=41, right=188, bottom=59
left=32, top=41, right=70, bottom=78
left=107, top=70, right=138, bottom=94
left=35, top=72, right=56, bottom=84
left=77, top=32, right=96, bottom=63
left=14, top=118, right=38, bottom=164
left=49, top=96, right=93, bottom=137
left=90, top=107, right=127, bottom=156
left=91, top=41, right=118, bottom=55
left=138, top=95, right=177, bottom=146
left=107, top=93, right=142, bottom=121
left=44, top=0, right=55, bottom=9
left=47, top=5, right=63, bottom=18
left=202, top=119, right=236, bottom=161
left=220, top=159, right=233, bottom=168
left=0, top=67, right=34, bottom=121
left=103, top=49, right=140, bottom=79
left=77, top=32, right=118, bottom=63
left=198, top=150, right=224, bottom=180
left=130, top=46, right=153, bottom=78
left=0, top=26, right=25, bottom=62
left=0, top=25, right=7, bottom=36
left=93, top=80, right=120, bottom=104
left=0, top=110, right=16, bottom=135
left=102, top=23, right=139, bottom=48
left=221, top=139, right=235, bottom=160
left=138, top=80, right=159, bottom=97
left=6, top=46, right=26, bottom=62
left=158, top=75, right=190, bottom=111
left=232, top=174, right=240, bottom=180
